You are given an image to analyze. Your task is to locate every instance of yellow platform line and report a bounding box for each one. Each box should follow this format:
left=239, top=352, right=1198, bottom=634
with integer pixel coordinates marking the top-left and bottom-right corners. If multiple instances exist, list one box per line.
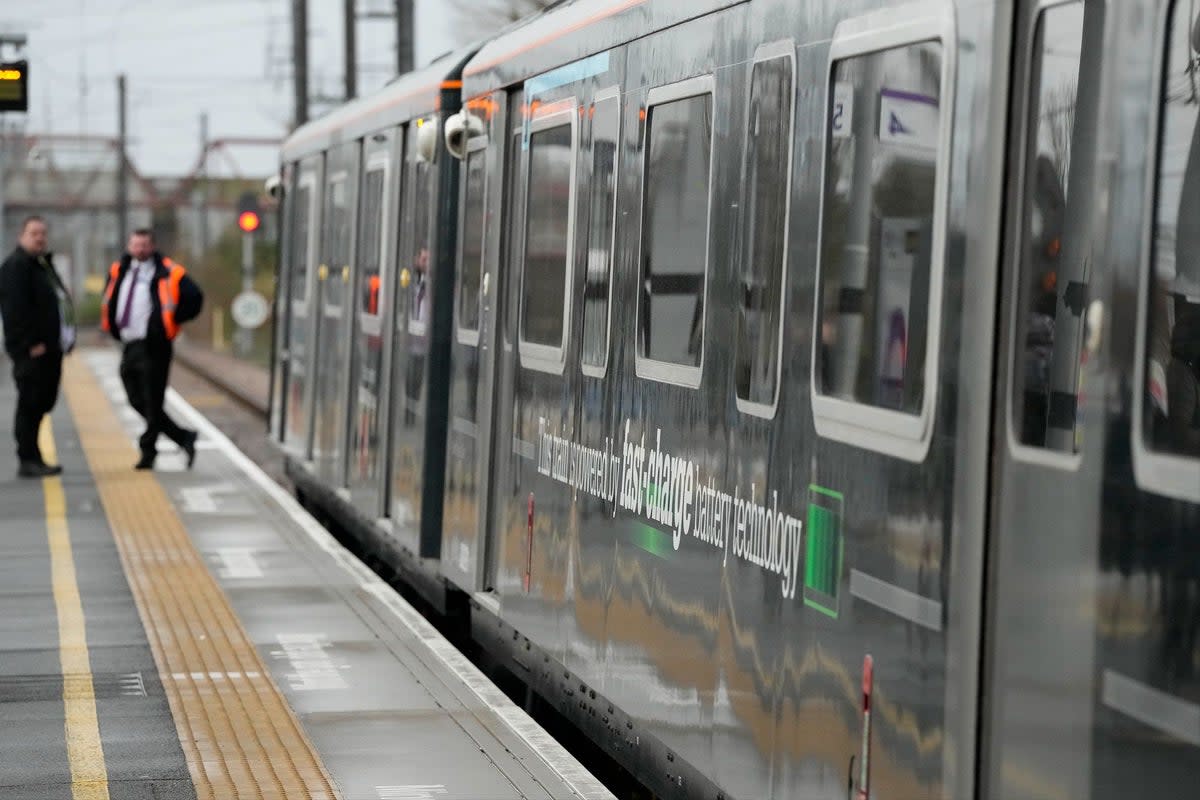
left=40, top=418, right=111, bottom=800
left=62, top=357, right=340, bottom=800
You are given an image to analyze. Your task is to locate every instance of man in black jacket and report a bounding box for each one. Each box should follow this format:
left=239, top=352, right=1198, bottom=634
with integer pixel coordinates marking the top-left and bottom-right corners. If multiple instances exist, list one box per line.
left=0, top=216, right=73, bottom=477
left=101, top=229, right=203, bottom=470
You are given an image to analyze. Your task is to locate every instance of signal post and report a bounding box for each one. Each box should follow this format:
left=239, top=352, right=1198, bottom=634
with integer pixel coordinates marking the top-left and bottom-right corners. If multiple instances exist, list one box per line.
left=233, top=191, right=269, bottom=357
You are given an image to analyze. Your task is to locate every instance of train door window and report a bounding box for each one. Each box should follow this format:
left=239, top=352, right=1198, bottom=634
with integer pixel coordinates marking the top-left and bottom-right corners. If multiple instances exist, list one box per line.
left=503, top=128, right=524, bottom=350
left=406, top=116, right=437, bottom=339
left=1133, top=0, right=1200, bottom=501
left=1008, top=0, right=1097, bottom=458
left=636, top=76, right=714, bottom=386
left=811, top=6, right=954, bottom=461
left=519, top=103, right=577, bottom=372
left=458, top=144, right=486, bottom=339
left=359, top=163, right=387, bottom=321
left=291, top=181, right=313, bottom=304
left=323, top=173, right=349, bottom=311
left=736, top=43, right=795, bottom=414
left=581, top=88, right=620, bottom=376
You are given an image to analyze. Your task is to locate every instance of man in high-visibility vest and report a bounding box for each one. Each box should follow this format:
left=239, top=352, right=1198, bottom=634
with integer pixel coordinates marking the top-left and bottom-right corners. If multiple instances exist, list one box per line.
left=101, top=228, right=204, bottom=470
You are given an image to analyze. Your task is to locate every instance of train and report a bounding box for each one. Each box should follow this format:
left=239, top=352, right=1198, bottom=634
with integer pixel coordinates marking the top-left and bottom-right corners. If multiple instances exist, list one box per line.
left=267, top=0, right=1200, bottom=797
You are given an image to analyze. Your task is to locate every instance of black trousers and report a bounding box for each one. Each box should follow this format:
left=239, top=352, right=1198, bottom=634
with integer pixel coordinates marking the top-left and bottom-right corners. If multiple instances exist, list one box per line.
left=12, top=351, right=63, bottom=464
left=120, top=339, right=193, bottom=457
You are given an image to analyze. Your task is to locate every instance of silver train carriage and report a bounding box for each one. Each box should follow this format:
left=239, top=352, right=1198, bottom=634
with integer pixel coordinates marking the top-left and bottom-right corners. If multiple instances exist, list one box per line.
left=269, top=0, right=1200, bottom=797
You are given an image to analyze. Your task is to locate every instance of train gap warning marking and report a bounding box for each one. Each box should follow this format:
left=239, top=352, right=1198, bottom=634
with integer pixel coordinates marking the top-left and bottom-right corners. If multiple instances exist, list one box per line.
left=271, top=634, right=349, bottom=691
left=179, top=485, right=226, bottom=513
left=211, top=547, right=264, bottom=579
left=376, top=786, right=448, bottom=799
left=39, top=417, right=111, bottom=800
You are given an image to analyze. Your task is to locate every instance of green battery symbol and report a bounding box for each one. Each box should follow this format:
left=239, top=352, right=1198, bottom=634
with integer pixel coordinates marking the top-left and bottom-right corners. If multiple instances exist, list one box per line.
left=804, top=485, right=844, bottom=618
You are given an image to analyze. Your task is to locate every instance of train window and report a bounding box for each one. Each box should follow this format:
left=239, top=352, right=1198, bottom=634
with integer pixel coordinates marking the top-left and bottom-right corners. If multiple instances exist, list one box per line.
left=519, top=107, right=577, bottom=370
left=1009, top=1, right=1093, bottom=457
left=736, top=45, right=795, bottom=414
left=290, top=182, right=312, bottom=304
left=637, top=77, right=714, bottom=385
left=1134, top=0, right=1200, bottom=500
left=359, top=166, right=386, bottom=319
left=323, top=173, right=349, bottom=312
left=458, top=147, right=486, bottom=336
left=812, top=7, right=954, bottom=461
left=581, top=89, right=620, bottom=376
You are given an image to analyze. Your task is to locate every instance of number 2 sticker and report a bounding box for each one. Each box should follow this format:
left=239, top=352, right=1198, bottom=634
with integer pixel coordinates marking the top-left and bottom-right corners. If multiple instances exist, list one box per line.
left=832, top=82, right=853, bottom=139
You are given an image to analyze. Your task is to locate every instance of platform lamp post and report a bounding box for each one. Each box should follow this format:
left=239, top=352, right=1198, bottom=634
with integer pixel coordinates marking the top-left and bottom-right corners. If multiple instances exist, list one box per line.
left=234, top=191, right=261, bottom=358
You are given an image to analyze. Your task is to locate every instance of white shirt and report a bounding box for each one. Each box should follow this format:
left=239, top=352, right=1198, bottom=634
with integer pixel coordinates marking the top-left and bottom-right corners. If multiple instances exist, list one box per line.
left=116, top=259, right=155, bottom=343
left=57, top=284, right=76, bottom=352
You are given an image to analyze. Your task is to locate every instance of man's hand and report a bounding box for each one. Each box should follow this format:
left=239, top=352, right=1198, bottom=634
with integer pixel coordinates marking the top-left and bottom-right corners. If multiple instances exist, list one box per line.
left=29, top=343, right=46, bottom=358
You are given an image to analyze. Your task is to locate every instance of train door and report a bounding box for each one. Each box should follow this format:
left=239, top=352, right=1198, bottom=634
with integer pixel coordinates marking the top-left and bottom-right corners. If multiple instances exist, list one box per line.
left=981, top=1, right=1109, bottom=797
left=390, top=116, right=438, bottom=551
left=347, top=129, right=399, bottom=517
left=1086, top=0, right=1200, bottom=794
left=442, top=90, right=511, bottom=592
left=441, top=98, right=492, bottom=590
left=269, top=162, right=294, bottom=443
left=481, top=90, right=525, bottom=595
left=283, top=156, right=321, bottom=458
left=311, top=142, right=360, bottom=486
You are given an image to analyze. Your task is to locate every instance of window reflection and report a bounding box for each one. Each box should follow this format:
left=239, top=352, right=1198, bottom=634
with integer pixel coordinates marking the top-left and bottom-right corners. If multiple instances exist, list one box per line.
left=290, top=186, right=311, bottom=303
left=359, top=169, right=385, bottom=317
left=323, top=176, right=348, bottom=310
left=817, top=41, right=942, bottom=413
left=640, top=92, right=712, bottom=368
left=1148, top=3, right=1200, bottom=457
left=582, top=95, right=619, bottom=370
left=459, top=150, right=485, bottom=332
left=521, top=122, right=573, bottom=349
left=736, top=55, right=793, bottom=407
left=1013, top=1, right=1087, bottom=451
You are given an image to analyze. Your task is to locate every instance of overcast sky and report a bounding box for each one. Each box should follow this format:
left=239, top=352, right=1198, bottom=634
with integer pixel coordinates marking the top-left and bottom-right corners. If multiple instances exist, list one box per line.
left=1, top=0, right=459, bottom=177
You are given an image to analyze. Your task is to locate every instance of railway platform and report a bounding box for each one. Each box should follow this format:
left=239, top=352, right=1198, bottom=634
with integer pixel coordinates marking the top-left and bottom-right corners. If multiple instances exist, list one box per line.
left=0, top=347, right=613, bottom=800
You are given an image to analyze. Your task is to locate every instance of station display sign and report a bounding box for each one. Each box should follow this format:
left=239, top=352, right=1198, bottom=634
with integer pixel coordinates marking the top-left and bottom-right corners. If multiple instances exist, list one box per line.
left=0, top=60, right=28, bottom=113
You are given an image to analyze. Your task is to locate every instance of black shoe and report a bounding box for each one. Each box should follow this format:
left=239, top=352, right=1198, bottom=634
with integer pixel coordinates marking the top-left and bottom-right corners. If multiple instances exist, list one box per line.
left=135, top=453, right=156, bottom=471
left=183, top=432, right=197, bottom=470
left=18, top=461, right=60, bottom=478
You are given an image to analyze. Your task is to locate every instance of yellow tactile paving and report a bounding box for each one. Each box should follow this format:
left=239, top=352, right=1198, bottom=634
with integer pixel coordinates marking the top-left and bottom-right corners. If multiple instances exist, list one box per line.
left=62, top=357, right=341, bottom=800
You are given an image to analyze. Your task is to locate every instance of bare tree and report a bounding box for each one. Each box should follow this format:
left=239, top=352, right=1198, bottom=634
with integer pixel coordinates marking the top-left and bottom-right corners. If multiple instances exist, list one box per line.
left=1044, top=81, right=1077, bottom=191
left=449, top=0, right=560, bottom=42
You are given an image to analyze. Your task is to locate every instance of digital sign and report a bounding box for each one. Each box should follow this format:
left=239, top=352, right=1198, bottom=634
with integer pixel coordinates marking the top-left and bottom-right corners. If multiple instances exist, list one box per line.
left=0, top=60, right=28, bottom=113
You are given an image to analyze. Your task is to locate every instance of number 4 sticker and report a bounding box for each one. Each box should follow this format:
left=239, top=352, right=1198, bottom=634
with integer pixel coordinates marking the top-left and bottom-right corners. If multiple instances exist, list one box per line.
left=832, top=82, right=854, bottom=139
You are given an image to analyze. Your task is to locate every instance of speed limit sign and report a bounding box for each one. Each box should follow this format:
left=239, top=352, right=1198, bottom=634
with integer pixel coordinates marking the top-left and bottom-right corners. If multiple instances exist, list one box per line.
left=231, top=291, right=270, bottom=329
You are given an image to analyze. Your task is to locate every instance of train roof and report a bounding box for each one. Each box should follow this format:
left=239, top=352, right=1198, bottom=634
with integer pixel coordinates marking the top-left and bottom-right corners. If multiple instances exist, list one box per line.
left=280, top=46, right=474, bottom=162
left=462, top=0, right=744, bottom=94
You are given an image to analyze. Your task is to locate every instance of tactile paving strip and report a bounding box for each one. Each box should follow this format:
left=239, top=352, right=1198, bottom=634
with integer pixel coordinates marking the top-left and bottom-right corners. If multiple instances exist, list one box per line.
left=63, top=358, right=340, bottom=800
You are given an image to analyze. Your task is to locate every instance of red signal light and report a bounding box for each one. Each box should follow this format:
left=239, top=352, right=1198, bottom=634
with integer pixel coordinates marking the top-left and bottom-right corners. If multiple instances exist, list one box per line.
left=238, top=211, right=260, bottom=233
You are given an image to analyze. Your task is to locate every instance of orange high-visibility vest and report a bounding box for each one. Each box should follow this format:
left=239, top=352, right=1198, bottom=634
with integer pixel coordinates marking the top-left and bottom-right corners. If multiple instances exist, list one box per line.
left=368, top=274, right=381, bottom=315
left=101, top=258, right=187, bottom=341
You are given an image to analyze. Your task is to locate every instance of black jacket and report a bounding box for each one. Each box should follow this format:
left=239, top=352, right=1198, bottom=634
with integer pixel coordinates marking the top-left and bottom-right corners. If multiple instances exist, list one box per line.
left=103, top=251, right=203, bottom=344
left=0, top=246, right=67, bottom=360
